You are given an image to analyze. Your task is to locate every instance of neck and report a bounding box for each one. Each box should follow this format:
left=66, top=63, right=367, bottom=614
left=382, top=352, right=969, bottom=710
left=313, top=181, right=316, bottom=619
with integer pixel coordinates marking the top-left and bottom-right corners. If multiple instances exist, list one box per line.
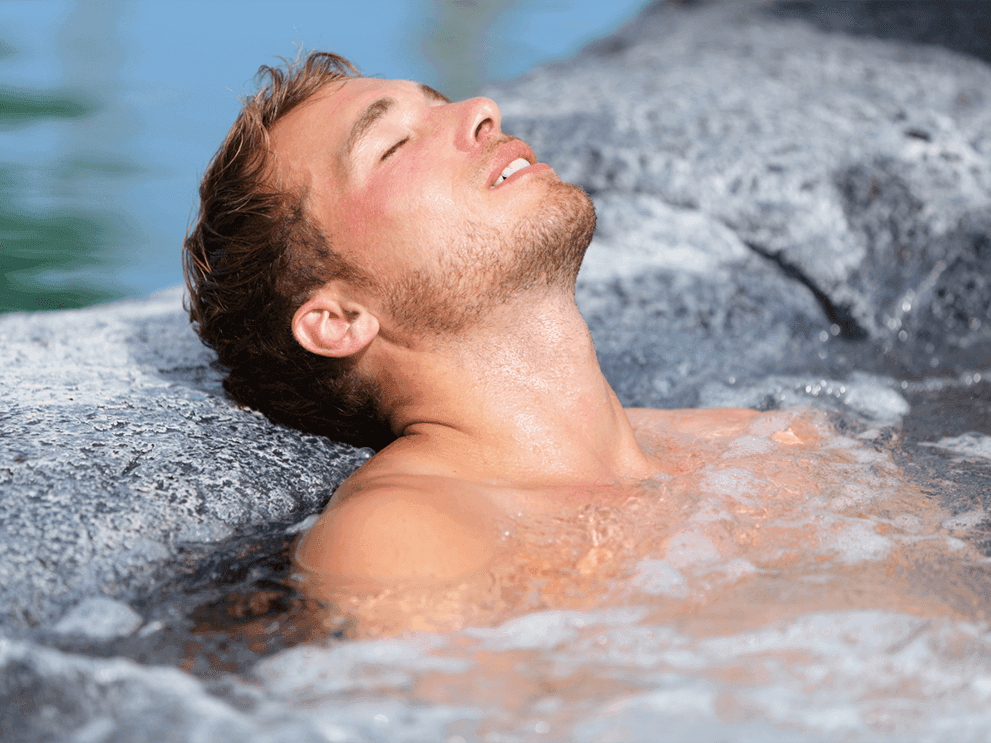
left=366, top=290, right=655, bottom=486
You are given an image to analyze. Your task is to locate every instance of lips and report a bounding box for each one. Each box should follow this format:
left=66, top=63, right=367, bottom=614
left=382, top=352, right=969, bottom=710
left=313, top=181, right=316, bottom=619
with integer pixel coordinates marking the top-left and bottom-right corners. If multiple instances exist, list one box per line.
left=494, top=158, right=531, bottom=186
left=487, top=139, right=540, bottom=189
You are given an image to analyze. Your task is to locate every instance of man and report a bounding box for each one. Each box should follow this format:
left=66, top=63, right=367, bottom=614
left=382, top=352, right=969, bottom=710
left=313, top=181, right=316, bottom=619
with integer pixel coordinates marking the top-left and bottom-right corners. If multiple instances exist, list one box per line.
left=184, top=52, right=809, bottom=628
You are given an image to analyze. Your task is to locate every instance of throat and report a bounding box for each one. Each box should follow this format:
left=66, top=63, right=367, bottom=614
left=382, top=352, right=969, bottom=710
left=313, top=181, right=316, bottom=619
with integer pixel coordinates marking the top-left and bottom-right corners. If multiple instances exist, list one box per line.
left=380, top=298, right=654, bottom=485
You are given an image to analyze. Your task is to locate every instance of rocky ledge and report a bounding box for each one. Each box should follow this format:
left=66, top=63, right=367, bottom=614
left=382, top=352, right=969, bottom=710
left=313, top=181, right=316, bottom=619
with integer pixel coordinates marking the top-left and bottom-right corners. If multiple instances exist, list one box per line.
left=0, top=288, right=371, bottom=630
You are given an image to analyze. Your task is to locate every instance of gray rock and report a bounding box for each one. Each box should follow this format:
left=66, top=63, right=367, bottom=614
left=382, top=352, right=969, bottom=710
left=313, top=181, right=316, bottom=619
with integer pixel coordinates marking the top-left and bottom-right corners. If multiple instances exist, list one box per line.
left=0, top=287, right=370, bottom=630
left=488, top=0, right=991, bottom=386
left=770, top=1, right=991, bottom=66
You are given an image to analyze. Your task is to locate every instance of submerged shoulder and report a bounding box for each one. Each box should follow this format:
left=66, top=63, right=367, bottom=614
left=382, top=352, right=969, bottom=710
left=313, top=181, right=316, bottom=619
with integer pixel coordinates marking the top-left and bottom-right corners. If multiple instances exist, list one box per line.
left=295, top=472, right=505, bottom=586
left=627, top=406, right=826, bottom=452
left=626, top=406, right=761, bottom=437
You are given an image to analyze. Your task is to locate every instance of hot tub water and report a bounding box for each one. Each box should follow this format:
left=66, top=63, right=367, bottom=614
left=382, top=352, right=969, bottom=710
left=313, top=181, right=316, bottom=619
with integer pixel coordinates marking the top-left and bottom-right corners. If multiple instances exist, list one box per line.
left=13, top=371, right=991, bottom=742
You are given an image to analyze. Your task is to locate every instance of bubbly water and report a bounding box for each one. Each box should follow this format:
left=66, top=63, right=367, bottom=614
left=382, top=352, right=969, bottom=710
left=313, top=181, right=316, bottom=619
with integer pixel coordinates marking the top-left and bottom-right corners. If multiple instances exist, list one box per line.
left=13, top=372, right=990, bottom=742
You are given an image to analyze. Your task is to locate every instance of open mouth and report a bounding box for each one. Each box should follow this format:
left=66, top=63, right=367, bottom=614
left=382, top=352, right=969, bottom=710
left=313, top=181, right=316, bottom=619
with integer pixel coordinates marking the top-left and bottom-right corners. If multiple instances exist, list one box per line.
left=492, top=157, right=532, bottom=188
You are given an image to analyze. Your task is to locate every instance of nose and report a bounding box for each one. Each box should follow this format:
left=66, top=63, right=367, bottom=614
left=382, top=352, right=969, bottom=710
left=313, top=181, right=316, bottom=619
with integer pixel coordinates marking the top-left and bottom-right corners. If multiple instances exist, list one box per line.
left=455, top=97, right=502, bottom=150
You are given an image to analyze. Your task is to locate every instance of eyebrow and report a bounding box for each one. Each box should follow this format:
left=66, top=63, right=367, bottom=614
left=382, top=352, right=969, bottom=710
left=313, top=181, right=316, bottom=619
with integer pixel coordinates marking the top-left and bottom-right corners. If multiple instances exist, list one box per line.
left=419, top=83, right=450, bottom=104
left=341, top=96, right=395, bottom=166
left=339, top=83, right=451, bottom=168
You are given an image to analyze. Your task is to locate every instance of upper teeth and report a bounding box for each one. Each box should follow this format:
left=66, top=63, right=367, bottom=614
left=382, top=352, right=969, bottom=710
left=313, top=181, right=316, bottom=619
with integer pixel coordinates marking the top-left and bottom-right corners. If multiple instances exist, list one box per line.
left=494, top=158, right=530, bottom=186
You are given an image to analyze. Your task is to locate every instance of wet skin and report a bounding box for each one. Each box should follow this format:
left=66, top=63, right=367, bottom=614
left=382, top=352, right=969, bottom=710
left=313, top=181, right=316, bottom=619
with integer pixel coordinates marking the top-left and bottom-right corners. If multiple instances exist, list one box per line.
left=295, top=407, right=795, bottom=589
left=290, top=405, right=855, bottom=639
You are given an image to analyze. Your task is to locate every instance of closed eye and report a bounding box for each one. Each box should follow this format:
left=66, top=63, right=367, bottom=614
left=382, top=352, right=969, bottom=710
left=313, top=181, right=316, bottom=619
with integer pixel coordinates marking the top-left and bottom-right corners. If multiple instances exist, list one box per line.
left=381, top=136, right=410, bottom=161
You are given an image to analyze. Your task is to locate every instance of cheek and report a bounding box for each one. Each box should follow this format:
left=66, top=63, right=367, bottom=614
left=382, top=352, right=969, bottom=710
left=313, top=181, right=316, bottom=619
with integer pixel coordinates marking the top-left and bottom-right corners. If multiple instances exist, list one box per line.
left=362, top=169, right=462, bottom=242
left=326, top=155, right=472, bottom=268
left=386, top=158, right=461, bottom=223
left=331, top=184, right=408, bottom=261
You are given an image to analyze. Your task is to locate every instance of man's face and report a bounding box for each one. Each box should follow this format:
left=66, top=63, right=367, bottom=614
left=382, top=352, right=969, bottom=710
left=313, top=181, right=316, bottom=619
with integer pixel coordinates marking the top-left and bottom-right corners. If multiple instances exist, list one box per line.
left=270, top=77, right=595, bottom=336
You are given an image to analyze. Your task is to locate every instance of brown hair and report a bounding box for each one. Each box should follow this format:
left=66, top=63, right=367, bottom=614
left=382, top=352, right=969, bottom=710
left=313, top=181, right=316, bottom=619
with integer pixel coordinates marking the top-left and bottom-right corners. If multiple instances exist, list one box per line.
left=183, top=51, right=395, bottom=450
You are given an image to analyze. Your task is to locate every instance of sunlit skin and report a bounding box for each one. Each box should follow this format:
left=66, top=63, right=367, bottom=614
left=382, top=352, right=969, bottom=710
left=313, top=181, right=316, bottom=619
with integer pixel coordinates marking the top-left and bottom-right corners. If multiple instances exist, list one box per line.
left=268, top=78, right=818, bottom=625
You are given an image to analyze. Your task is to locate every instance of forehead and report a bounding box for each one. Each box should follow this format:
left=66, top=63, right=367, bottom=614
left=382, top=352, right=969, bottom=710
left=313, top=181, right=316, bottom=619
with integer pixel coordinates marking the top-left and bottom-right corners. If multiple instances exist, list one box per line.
left=268, top=77, right=423, bottom=182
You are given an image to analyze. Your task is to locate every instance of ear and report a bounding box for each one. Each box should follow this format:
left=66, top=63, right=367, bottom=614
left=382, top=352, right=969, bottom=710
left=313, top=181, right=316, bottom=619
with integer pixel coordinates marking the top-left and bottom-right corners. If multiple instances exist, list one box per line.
left=292, top=287, right=379, bottom=359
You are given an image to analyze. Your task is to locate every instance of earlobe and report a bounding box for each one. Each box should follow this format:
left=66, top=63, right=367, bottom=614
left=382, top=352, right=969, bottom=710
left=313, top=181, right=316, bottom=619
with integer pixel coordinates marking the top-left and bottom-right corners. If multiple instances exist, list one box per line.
left=292, top=290, right=379, bottom=359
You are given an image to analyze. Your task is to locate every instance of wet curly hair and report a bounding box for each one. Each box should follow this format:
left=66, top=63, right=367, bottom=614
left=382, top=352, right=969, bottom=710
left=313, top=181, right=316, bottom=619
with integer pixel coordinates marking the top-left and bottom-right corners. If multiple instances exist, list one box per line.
left=183, top=51, right=395, bottom=450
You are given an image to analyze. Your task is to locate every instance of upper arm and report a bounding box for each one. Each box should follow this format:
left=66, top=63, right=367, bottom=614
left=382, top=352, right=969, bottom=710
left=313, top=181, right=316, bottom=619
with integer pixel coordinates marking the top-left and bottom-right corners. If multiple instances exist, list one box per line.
left=294, top=482, right=502, bottom=586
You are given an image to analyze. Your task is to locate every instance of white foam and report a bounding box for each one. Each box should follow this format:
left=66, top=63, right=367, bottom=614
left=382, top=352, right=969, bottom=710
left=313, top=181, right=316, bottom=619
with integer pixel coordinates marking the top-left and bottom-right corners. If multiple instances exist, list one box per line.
left=698, top=466, right=766, bottom=507
left=663, top=531, right=723, bottom=569
left=630, top=559, right=690, bottom=597
left=255, top=635, right=468, bottom=698
left=821, top=516, right=894, bottom=563
left=462, top=607, right=647, bottom=652
left=941, top=509, right=989, bottom=532
left=15, top=602, right=991, bottom=742
left=699, top=372, right=910, bottom=425
left=54, top=598, right=143, bottom=641
left=923, top=432, right=991, bottom=462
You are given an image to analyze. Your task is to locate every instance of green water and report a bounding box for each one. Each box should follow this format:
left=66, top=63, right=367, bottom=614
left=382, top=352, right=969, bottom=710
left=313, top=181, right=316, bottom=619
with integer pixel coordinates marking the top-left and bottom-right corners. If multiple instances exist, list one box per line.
left=0, top=84, right=116, bottom=312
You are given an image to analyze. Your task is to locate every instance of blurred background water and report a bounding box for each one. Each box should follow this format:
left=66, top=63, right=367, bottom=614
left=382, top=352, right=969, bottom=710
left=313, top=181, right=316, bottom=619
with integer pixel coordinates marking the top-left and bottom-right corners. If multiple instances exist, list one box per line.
left=0, top=0, right=650, bottom=314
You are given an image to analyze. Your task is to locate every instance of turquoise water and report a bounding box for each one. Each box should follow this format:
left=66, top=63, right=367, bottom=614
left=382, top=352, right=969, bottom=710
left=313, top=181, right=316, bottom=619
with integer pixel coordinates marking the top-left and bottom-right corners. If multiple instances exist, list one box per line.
left=0, top=0, right=650, bottom=313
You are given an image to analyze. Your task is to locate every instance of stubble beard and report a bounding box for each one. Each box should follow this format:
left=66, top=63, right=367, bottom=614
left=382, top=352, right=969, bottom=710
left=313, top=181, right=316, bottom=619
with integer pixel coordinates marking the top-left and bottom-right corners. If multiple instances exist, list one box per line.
left=382, top=180, right=597, bottom=338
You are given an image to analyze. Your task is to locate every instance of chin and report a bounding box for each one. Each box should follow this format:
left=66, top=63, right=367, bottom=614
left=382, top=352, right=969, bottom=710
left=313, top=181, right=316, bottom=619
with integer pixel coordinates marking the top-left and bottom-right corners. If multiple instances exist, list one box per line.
left=380, top=182, right=596, bottom=337
left=515, top=180, right=596, bottom=290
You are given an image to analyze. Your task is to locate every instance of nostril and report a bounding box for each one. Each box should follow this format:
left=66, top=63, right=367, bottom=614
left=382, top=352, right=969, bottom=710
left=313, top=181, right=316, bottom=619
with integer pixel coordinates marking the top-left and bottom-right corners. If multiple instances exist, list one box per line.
left=474, top=117, right=492, bottom=139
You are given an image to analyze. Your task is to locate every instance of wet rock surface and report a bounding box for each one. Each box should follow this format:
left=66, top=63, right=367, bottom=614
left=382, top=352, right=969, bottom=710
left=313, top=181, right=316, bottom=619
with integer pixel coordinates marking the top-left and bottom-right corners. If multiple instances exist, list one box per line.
left=0, top=289, right=371, bottom=632
left=2, top=1, right=991, bottom=741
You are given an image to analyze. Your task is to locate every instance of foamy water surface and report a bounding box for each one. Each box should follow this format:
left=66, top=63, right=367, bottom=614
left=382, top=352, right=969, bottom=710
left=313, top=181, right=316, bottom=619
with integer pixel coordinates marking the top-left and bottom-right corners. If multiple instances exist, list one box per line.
left=244, top=373, right=991, bottom=740
left=11, top=372, right=990, bottom=742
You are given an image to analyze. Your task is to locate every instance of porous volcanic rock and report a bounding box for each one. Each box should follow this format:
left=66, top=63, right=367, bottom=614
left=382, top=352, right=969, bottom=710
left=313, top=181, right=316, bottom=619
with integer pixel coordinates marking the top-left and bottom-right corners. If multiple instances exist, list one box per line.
left=488, top=0, right=991, bottom=406
left=0, top=288, right=370, bottom=630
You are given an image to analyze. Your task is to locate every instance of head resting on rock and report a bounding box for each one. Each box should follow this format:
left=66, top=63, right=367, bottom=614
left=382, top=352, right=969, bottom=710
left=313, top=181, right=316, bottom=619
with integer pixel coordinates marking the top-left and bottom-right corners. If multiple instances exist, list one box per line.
left=184, top=52, right=394, bottom=449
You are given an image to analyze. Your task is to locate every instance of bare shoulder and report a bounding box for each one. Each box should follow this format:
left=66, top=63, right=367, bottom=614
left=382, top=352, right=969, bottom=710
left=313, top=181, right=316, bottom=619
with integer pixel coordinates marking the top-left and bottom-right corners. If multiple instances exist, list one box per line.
left=295, top=466, right=506, bottom=587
